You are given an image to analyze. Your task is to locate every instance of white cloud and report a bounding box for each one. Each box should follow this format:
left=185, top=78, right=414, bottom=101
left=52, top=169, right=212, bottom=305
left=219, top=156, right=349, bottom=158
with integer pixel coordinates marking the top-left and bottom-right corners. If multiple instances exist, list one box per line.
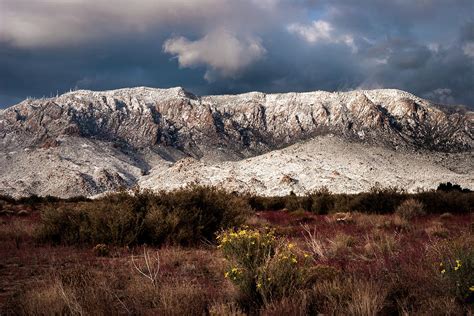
left=0, top=0, right=284, bottom=48
left=287, top=20, right=333, bottom=43
left=163, top=29, right=266, bottom=80
left=287, top=20, right=357, bottom=52
left=463, top=42, right=474, bottom=58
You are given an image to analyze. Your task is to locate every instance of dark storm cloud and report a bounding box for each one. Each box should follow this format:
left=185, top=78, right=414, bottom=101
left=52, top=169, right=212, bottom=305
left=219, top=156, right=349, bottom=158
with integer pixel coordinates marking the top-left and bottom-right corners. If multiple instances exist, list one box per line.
left=0, top=0, right=473, bottom=108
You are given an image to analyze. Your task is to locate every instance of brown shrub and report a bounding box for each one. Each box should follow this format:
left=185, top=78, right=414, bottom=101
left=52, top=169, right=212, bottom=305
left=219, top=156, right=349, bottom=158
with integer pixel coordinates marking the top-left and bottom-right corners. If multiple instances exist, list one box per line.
left=395, top=199, right=425, bottom=220
left=92, top=243, right=110, bottom=257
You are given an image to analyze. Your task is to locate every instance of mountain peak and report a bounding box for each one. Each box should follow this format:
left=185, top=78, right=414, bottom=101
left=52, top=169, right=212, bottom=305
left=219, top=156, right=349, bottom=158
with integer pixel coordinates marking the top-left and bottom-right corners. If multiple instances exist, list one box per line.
left=1, top=87, right=472, bottom=197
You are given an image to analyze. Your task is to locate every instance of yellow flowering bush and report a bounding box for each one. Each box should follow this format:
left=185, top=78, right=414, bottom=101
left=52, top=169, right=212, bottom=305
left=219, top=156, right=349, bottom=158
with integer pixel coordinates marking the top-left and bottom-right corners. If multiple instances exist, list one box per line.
left=439, top=248, right=474, bottom=304
left=256, top=243, right=311, bottom=305
left=217, top=227, right=310, bottom=307
left=217, top=227, right=277, bottom=271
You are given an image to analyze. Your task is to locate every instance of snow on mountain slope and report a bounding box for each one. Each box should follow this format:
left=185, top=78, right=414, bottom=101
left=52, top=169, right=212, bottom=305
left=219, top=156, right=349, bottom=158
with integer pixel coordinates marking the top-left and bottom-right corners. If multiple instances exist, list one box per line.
left=0, top=87, right=472, bottom=197
left=139, top=135, right=473, bottom=195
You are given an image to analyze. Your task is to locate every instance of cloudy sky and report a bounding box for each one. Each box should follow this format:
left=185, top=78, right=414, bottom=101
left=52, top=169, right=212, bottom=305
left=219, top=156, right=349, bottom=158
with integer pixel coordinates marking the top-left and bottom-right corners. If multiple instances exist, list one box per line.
left=0, top=0, right=473, bottom=108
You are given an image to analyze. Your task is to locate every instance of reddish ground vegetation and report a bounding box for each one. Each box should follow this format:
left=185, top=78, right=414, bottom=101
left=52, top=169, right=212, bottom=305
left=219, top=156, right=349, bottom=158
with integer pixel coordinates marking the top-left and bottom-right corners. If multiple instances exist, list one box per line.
left=0, top=194, right=473, bottom=315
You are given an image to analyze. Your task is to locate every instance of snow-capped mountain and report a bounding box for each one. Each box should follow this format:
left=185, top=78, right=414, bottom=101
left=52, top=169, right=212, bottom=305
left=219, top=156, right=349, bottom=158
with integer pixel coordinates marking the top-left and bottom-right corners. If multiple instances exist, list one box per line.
left=1, top=87, right=472, bottom=197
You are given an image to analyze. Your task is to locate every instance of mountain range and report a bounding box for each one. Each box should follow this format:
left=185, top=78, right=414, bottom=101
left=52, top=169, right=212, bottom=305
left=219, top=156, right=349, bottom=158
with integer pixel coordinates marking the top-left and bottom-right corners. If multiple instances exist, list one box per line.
left=0, top=87, right=472, bottom=197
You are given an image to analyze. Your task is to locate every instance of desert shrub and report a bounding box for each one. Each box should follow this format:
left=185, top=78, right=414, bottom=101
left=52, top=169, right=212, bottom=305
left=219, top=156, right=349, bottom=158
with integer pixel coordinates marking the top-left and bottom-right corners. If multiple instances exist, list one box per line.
left=395, top=199, right=425, bottom=220
left=36, top=198, right=147, bottom=246
left=389, top=215, right=411, bottom=231
left=218, top=227, right=277, bottom=306
left=247, top=195, right=286, bottom=211
left=308, top=187, right=336, bottom=214
left=217, top=227, right=310, bottom=308
left=437, top=182, right=472, bottom=193
left=439, top=247, right=474, bottom=304
left=92, top=243, right=110, bottom=257
left=283, top=192, right=302, bottom=212
left=257, top=244, right=310, bottom=305
left=17, top=194, right=47, bottom=205
left=415, top=191, right=473, bottom=214
left=144, top=186, right=250, bottom=245
left=36, top=206, right=87, bottom=245
left=0, top=194, right=16, bottom=204
left=37, top=186, right=251, bottom=246
left=348, top=186, right=406, bottom=214
left=279, top=186, right=471, bottom=215
left=218, top=227, right=277, bottom=272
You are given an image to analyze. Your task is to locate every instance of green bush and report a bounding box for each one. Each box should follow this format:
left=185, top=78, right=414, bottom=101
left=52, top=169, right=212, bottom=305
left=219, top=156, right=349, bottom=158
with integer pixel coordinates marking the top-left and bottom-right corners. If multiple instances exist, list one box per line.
left=308, top=187, right=336, bottom=214
left=347, top=186, right=406, bottom=214
left=144, top=186, right=250, bottom=245
left=248, top=186, right=473, bottom=215
left=37, top=186, right=251, bottom=246
left=37, top=194, right=147, bottom=246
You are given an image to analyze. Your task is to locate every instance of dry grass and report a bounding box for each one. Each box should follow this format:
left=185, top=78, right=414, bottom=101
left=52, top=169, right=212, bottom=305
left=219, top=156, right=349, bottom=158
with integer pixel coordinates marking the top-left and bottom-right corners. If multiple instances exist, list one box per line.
left=303, top=228, right=359, bottom=261
left=209, top=302, right=246, bottom=316
left=360, top=230, right=400, bottom=260
left=353, top=212, right=389, bottom=229
left=346, top=279, right=388, bottom=316
left=309, top=277, right=387, bottom=315
left=424, top=221, right=450, bottom=239
left=302, top=224, right=328, bottom=261
left=327, top=233, right=356, bottom=257
left=20, top=280, right=71, bottom=315
left=158, top=281, right=210, bottom=316
left=1, top=201, right=473, bottom=315
left=261, top=292, right=309, bottom=316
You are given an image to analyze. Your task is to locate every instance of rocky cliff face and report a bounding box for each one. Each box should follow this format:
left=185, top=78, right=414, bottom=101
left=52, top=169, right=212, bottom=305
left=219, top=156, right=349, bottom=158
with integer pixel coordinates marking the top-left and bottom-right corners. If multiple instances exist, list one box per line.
left=2, top=87, right=472, bottom=154
left=0, top=87, right=472, bottom=197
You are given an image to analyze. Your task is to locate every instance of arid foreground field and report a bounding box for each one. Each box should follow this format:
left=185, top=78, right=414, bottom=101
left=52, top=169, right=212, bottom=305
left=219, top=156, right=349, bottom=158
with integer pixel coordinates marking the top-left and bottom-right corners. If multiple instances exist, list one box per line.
left=0, top=186, right=473, bottom=315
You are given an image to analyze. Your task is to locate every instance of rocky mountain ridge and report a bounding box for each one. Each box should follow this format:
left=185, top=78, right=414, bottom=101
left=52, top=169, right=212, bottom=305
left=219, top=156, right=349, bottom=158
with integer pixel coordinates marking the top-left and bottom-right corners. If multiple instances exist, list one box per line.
left=0, top=87, right=472, bottom=197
